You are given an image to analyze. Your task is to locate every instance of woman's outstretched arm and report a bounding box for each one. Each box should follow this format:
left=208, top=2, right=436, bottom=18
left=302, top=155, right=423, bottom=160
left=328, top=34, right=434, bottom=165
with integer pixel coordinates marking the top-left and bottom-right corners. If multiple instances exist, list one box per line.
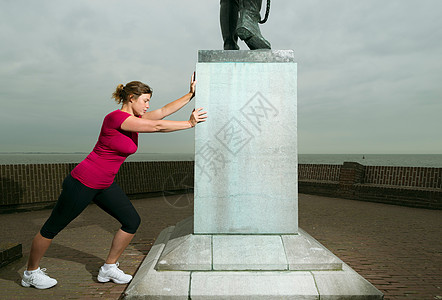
left=143, top=73, right=196, bottom=120
left=121, top=107, right=207, bottom=133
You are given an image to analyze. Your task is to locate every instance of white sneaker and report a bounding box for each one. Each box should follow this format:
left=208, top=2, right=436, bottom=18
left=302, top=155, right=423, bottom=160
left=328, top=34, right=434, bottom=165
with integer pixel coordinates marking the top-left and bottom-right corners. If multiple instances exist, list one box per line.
left=97, top=262, right=132, bottom=284
left=21, top=267, right=57, bottom=289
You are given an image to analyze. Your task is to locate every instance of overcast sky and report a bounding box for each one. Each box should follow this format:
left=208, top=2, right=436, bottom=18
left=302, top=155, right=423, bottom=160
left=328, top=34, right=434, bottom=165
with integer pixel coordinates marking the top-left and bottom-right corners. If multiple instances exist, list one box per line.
left=1, top=0, right=441, bottom=154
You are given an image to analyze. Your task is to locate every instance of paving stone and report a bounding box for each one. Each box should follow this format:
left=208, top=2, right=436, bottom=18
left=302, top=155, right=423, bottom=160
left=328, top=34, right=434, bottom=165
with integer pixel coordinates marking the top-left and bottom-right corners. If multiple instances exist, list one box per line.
left=312, top=264, right=384, bottom=299
left=282, top=229, right=342, bottom=271
left=124, top=226, right=191, bottom=299
left=191, top=271, right=318, bottom=299
left=212, top=235, right=288, bottom=270
left=155, top=217, right=211, bottom=271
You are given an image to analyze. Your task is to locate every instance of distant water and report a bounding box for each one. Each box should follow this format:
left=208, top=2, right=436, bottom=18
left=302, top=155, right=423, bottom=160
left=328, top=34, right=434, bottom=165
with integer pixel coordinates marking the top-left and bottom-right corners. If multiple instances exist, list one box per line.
left=297, top=154, right=442, bottom=168
left=0, top=153, right=441, bottom=167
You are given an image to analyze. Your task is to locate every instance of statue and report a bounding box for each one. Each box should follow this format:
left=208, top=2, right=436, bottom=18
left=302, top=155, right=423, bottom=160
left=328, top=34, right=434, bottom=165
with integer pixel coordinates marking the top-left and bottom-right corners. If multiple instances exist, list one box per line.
left=220, top=0, right=271, bottom=50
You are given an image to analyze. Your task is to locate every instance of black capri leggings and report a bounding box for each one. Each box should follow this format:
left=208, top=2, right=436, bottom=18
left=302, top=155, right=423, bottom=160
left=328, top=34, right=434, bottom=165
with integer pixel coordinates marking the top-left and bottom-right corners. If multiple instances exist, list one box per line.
left=40, top=174, right=141, bottom=239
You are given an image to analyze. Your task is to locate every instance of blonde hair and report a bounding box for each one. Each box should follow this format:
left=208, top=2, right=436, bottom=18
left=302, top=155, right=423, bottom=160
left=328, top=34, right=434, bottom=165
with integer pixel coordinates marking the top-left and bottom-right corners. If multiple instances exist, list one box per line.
left=112, top=81, right=153, bottom=104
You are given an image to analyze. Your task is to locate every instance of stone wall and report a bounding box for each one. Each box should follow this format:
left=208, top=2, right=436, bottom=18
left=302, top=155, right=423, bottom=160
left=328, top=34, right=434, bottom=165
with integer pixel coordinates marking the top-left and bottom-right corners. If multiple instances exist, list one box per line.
left=298, top=162, right=441, bottom=210
left=0, top=162, right=193, bottom=213
left=364, top=166, right=441, bottom=188
left=297, top=164, right=341, bottom=197
left=1, top=161, right=441, bottom=213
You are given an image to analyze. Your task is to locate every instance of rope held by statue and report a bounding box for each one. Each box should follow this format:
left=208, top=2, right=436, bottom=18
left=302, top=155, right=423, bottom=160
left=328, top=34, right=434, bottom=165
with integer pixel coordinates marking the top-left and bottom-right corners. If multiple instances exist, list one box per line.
left=259, top=0, right=271, bottom=24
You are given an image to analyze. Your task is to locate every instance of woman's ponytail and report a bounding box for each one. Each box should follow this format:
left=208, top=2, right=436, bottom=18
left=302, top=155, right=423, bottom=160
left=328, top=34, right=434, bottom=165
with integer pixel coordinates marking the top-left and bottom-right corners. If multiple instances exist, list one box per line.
left=112, top=84, right=126, bottom=104
left=111, top=81, right=152, bottom=104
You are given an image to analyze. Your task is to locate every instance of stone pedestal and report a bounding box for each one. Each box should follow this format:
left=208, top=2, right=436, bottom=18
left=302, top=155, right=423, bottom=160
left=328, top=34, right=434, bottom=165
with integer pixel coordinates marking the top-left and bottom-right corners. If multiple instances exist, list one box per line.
left=124, top=50, right=383, bottom=299
left=194, top=50, right=298, bottom=234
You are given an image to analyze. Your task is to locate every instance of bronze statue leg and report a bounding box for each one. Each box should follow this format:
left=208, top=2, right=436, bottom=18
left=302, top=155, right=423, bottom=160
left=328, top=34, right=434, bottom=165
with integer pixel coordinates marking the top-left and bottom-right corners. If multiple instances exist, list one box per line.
left=220, top=0, right=240, bottom=50
left=236, top=0, right=271, bottom=50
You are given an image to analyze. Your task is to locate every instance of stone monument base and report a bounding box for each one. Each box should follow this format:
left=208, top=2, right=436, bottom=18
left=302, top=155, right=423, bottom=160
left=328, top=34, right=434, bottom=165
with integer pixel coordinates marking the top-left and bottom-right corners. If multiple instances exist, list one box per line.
left=124, top=217, right=383, bottom=299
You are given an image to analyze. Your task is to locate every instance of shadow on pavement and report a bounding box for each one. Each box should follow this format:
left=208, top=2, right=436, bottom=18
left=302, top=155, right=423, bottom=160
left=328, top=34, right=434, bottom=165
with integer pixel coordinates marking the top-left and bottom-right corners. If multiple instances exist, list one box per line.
left=0, top=242, right=105, bottom=286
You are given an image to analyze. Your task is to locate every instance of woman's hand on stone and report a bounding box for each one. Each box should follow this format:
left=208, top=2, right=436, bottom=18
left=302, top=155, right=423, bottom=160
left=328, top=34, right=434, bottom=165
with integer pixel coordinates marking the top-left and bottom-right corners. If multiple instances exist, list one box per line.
left=189, top=107, right=207, bottom=127
left=189, top=72, right=196, bottom=98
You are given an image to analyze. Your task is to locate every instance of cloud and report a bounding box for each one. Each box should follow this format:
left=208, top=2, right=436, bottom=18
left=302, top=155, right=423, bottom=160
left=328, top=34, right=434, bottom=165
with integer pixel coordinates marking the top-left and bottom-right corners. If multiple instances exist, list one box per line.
left=0, top=0, right=441, bottom=154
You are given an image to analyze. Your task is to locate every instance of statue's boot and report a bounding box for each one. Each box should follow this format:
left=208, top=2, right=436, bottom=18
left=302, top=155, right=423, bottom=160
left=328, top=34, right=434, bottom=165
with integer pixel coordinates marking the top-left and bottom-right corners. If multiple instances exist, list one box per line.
left=220, top=0, right=240, bottom=50
left=236, top=0, right=271, bottom=50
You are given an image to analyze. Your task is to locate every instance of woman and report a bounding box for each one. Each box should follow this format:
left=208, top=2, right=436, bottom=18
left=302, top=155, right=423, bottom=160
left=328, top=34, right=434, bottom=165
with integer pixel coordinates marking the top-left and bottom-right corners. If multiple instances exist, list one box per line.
left=21, top=75, right=206, bottom=289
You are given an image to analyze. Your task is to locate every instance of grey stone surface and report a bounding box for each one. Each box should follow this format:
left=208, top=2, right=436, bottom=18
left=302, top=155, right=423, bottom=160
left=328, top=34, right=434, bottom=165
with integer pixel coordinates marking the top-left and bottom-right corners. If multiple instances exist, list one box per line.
left=125, top=272, right=190, bottom=300
left=198, top=50, right=295, bottom=62
left=312, top=264, right=384, bottom=300
left=126, top=226, right=383, bottom=299
left=191, top=271, right=319, bottom=299
left=132, top=226, right=173, bottom=277
left=195, top=52, right=298, bottom=234
left=212, top=235, right=287, bottom=270
left=156, top=217, right=211, bottom=271
left=142, top=218, right=343, bottom=273
left=125, top=226, right=191, bottom=299
left=282, top=229, right=342, bottom=271
left=168, top=216, right=194, bottom=239
left=138, top=218, right=344, bottom=273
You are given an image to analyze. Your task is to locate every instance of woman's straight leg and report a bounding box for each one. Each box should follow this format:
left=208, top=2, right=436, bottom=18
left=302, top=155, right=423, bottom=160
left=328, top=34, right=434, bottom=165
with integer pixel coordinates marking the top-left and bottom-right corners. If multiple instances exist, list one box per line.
left=29, top=174, right=97, bottom=270
left=27, top=233, right=53, bottom=271
left=22, top=174, right=98, bottom=289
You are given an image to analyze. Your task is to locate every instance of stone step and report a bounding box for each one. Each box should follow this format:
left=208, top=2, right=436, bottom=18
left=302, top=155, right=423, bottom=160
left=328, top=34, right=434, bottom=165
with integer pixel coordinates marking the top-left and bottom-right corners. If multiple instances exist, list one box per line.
left=0, top=243, right=22, bottom=268
left=155, top=217, right=342, bottom=272
left=124, top=223, right=383, bottom=299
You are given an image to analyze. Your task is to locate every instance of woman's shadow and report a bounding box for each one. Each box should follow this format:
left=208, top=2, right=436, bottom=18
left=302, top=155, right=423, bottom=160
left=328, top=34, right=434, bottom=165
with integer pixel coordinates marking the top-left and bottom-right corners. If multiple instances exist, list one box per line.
left=0, top=242, right=105, bottom=287
left=0, top=201, right=114, bottom=286
left=0, top=182, right=150, bottom=288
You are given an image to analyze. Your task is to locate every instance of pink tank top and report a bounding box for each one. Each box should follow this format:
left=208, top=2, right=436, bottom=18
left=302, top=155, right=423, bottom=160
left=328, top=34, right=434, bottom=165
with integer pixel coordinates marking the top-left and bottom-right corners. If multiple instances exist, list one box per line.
left=71, top=110, right=138, bottom=189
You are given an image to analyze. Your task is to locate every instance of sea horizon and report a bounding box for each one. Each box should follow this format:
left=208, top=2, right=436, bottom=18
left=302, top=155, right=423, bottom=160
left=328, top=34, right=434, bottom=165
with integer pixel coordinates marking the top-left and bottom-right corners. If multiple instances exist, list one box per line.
left=0, top=152, right=441, bottom=167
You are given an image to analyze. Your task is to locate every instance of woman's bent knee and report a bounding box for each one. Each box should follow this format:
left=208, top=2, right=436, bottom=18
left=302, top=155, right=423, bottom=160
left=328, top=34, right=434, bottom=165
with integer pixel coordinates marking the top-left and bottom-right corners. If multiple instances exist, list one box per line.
left=121, top=213, right=141, bottom=234
left=39, top=227, right=58, bottom=240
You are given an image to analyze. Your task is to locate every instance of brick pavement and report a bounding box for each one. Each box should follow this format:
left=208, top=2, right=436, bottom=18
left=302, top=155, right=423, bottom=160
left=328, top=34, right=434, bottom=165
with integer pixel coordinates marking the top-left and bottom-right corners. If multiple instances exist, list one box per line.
left=0, top=193, right=441, bottom=299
